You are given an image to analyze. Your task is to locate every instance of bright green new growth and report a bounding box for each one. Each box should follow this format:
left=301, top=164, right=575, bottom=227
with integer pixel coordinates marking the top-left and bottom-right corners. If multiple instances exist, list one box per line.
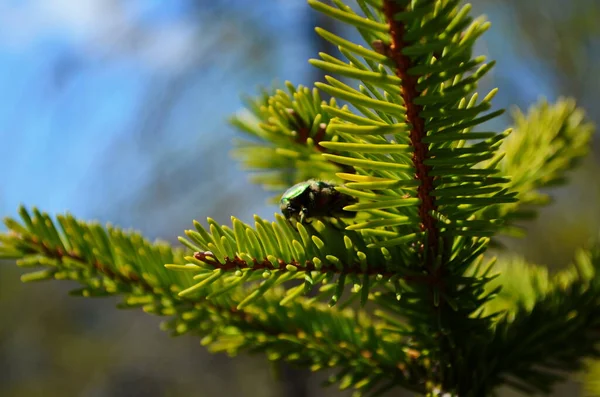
left=1, top=1, right=598, bottom=396
left=231, top=82, right=347, bottom=200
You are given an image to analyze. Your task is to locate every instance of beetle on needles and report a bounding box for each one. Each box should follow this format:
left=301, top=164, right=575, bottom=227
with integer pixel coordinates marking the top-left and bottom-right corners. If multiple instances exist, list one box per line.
left=280, top=180, right=358, bottom=224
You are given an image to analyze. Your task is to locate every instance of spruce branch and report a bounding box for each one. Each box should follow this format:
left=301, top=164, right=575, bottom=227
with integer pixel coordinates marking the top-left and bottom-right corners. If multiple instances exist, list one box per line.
left=179, top=214, right=426, bottom=308
left=305, top=2, right=517, bottom=394
left=230, top=83, right=353, bottom=199
left=307, top=0, right=516, bottom=253
left=1, top=207, right=430, bottom=395
left=470, top=248, right=600, bottom=395
left=485, top=97, right=595, bottom=233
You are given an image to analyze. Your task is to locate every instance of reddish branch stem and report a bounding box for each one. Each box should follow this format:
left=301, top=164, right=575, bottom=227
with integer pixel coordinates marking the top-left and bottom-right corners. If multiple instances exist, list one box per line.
left=382, top=1, right=438, bottom=261
left=23, top=237, right=265, bottom=323
left=288, top=109, right=354, bottom=173
left=28, top=237, right=155, bottom=292
left=194, top=251, right=438, bottom=283
left=288, top=109, right=327, bottom=151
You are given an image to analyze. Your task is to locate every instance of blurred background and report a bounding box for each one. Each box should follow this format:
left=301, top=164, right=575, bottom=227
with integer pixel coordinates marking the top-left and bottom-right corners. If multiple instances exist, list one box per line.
left=0, top=0, right=598, bottom=396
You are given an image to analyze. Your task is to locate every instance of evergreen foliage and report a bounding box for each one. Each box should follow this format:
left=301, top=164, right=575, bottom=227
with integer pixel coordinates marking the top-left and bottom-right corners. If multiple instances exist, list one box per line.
left=1, top=1, right=597, bottom=396
left=585, top=360, right=600, bottom=397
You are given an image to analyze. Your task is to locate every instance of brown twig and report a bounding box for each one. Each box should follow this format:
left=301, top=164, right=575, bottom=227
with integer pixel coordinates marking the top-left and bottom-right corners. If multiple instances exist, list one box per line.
left=194, top=251, right=437, bottom=283
left=21, top=237, right=261, bottom=322
left=382, top=1, right=438, bottom=263
left=287, top=108, right=355, bottom=173
left=18, top=234, right=426, bottom=383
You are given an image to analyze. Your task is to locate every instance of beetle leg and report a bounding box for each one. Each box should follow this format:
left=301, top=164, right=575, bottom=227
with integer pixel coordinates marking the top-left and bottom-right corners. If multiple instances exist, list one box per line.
left=300, top=208, right=311, bottom=224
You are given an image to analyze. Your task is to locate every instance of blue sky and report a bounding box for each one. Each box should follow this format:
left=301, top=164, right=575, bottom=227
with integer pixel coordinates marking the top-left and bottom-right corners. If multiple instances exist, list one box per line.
left=0, top=1, right=557, bottom=239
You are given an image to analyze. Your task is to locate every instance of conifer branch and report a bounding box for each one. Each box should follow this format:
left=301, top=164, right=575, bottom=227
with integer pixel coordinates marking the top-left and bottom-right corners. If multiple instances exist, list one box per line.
left=1, top=207, right=429, bottom=395
left=485, top=98, right=595, bottom=234
left=230, top=83, right=353, bottom=196
left=471, top=249, right=600, bottom=395
left=304, top=2, right=517, bottom=392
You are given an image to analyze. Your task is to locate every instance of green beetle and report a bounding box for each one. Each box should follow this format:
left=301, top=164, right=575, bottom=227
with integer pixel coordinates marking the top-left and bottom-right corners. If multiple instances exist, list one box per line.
left=280, top=180, right=358, bottom=224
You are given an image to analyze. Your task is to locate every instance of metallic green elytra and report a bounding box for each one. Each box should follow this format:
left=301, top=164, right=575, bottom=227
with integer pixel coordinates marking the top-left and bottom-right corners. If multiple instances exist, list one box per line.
left=280, top=180, right=358, bottom=223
